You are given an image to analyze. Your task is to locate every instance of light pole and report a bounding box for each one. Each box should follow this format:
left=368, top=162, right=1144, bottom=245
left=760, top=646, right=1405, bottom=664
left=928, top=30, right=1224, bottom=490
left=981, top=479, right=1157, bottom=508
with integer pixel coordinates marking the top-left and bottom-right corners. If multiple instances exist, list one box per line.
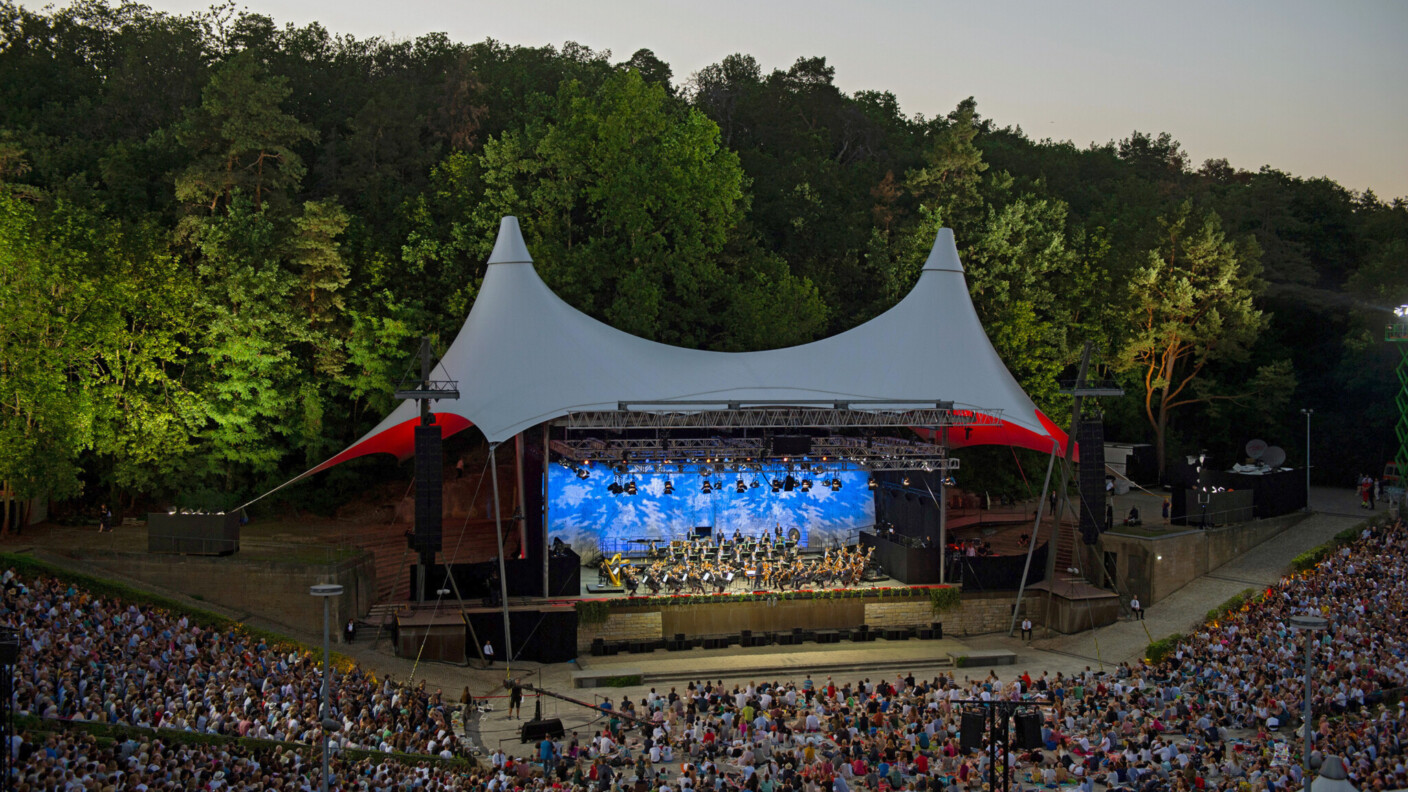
left=1300, top=409, right=1314, bottom=512
left=310, top=583, right=344, bottom=792
left=1290, top=613, right=1328, bottom=791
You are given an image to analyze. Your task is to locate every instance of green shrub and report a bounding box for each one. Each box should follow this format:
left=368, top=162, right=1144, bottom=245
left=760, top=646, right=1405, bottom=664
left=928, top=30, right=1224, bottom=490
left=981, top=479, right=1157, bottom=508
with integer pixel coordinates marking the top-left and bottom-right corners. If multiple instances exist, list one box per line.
left=575, top=600, right=609, bottom=624
left=602, top=674, right=642, bottom=687
left=1145, top=633, right=1184, bottom=664
left=929, top=586, right=961, bottom=613
left=1204, top=588, right=1258, bottom=623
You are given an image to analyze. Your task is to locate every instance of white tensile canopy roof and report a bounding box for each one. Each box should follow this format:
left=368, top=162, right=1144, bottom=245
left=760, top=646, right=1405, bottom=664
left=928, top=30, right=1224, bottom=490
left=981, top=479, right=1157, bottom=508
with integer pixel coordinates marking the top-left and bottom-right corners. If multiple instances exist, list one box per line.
left=307, top=217, right=1067, bottom=477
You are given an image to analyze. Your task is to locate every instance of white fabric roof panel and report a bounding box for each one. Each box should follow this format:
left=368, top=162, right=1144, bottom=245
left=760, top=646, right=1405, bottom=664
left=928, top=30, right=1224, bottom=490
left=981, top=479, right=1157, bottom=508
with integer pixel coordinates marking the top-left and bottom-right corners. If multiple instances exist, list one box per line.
left=310, top=217, right=1065, bottom=475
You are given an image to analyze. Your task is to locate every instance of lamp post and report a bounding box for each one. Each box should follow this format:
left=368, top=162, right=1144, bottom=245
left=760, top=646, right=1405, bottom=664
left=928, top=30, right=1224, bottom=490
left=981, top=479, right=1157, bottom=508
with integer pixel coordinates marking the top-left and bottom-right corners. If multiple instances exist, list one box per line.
left=1300, top=409, right=1314, bottom=512
left=310, top=583, right=344, bottom=792
left=1290, top=613, right=1328, bottom=791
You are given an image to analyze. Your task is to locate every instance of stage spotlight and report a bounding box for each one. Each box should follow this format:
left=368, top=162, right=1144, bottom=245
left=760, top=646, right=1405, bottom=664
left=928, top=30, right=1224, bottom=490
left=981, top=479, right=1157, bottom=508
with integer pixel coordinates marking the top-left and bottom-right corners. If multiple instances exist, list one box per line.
left=800, top=479, right=812, bottom=492
left=830, top=478, right=842, bottom=491
left=902, top=475, right=910, bottom=486
left=576, top=468, right=590, bottom=480
left=702, top=480, right=713, bottom=494
left=736, top=479, right=747, bottom=494
left=770, top=478, right=781, bottom=493
left=608, top=481, right=623, bottom=495
left=868, top=477, right=877, bottom=490
left=750, top=479, right=761, bottom=489
left=663, top=479, right=674, bottom=495
left=624, top=480, right=637, bottom=496
left=942, top=475, right=956, bottom=487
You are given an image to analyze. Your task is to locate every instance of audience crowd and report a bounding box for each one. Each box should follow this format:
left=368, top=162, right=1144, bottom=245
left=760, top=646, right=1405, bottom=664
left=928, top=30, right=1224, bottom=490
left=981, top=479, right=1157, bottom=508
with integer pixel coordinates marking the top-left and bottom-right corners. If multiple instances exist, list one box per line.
left=2, top=515, right=1404, bottom=791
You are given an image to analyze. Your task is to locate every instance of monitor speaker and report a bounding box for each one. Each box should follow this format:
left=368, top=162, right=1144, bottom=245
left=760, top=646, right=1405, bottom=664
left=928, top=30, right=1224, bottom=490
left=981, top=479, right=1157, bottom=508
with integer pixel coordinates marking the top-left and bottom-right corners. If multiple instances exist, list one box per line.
left=960, top=711, right=986, bottom=752
left=520, top=718, right=564, bottom=743
left=1015, top=712, right=1043, bottom=749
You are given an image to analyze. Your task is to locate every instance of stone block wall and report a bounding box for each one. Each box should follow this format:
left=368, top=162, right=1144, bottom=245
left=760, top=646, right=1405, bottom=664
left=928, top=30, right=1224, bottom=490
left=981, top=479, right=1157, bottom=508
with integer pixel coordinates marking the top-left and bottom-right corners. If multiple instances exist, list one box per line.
left=863, top=600, right=931, bottom=627
left=576, top=610, right=662, bottom=650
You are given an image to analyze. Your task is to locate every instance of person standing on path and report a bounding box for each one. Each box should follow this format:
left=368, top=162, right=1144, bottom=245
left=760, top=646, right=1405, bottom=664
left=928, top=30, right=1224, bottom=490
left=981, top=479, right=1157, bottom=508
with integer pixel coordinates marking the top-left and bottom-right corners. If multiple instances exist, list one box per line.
left=98, top=504, right=113, bottom=533
left=1130, top=596, right=1143, bottom=620
left=508, top=681, right=524, bottom=719
left=483, top=640, right=495, bottom=668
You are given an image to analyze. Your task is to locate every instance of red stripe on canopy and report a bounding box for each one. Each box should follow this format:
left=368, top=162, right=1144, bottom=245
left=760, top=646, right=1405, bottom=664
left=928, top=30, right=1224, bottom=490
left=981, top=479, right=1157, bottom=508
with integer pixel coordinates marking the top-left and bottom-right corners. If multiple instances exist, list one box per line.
left=914, top=409, right=1077, bottom=460
left=306, top=414, right=475, bottom=477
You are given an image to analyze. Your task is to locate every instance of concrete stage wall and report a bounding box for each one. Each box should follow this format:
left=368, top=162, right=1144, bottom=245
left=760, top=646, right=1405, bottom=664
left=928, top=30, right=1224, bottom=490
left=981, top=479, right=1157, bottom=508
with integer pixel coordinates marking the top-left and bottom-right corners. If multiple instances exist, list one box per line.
left=576, top=590, right=1019, bottom=653
left=1097, top=511, right=1309, bottom=605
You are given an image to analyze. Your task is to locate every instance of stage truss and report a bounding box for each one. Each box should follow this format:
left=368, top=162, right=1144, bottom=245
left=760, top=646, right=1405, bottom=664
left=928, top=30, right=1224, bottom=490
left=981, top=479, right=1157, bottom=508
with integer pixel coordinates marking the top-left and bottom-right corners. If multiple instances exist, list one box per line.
left=559, top=400, right=1002, bottom=432
left=548, top=400, right=998, bottom=473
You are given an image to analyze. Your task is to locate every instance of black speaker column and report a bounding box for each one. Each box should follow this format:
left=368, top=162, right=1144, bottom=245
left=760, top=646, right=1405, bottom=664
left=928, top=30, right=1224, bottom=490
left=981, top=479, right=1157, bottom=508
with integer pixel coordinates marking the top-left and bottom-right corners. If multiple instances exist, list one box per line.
left=1076, top=414, right=1107, bottom=544
left=1015, top=712, right=1043, bottom=749
left=960, top=711, right=986, bottom=752
left=412, top=424, right=443, bottom=599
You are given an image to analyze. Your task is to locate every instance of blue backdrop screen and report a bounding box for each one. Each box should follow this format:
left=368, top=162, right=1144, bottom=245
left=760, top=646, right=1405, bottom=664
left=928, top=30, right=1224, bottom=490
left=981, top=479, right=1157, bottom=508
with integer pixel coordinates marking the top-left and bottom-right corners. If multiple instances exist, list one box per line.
left=547, top=465, right=875, bottom=556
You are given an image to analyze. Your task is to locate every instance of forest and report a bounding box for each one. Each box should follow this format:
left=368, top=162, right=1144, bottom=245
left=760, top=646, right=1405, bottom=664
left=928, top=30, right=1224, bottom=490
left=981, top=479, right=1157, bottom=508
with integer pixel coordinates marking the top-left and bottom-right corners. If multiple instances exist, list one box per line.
left=2, top=1, right=1405, bottom=526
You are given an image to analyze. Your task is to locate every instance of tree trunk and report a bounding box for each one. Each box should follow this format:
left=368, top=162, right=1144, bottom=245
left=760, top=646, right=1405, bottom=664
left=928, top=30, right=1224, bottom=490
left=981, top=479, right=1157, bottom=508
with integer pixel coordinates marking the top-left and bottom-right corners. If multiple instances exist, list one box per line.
left=1154, top=399, right=1170, bottom=482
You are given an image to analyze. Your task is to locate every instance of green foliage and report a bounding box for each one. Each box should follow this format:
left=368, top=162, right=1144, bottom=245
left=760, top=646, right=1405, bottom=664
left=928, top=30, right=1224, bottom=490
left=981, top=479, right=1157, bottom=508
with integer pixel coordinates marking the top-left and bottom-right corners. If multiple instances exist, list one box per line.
left=1145, top=633, right=1184, bottom=665
left=1114, top=202, right=1293, bottom=476
left=1204, top=588, right=1260, bottom=623
left=601, top=674, right=644, bottom=687
left=1, top=0, right=1403, bottom=513
left=575, top=599, right=610, bottom=624
left=929, top=586, right=962, bottom=613
left=599, top=585, right=956, bottom=610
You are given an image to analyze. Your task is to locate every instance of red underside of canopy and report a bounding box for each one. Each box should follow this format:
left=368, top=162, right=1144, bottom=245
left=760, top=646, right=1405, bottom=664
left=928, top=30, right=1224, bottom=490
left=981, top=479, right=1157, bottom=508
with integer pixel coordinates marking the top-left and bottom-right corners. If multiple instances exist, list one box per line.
left=914, top=409, right=1077, bottom=461
left=306, top=414, right=475, bottom=477
left=310, top=408, right=1072, bottom=481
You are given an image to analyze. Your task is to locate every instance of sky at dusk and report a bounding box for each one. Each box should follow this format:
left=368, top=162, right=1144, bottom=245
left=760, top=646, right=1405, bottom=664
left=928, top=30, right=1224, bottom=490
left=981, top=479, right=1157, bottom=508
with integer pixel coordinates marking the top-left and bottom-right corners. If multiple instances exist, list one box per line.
left=127, top=0, right=1408, bottom=199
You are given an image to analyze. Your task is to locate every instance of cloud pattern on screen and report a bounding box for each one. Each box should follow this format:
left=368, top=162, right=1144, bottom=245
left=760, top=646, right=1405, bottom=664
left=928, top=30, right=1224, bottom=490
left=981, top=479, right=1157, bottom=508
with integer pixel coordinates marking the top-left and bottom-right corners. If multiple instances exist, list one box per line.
left=548, top=465, right=875, bottom=555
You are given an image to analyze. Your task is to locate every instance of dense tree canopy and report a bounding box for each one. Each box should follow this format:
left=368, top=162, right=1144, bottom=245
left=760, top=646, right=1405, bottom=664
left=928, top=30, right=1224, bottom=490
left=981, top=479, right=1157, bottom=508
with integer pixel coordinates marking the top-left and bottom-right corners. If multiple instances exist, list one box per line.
left=1, top=0, right=1404, bottom=520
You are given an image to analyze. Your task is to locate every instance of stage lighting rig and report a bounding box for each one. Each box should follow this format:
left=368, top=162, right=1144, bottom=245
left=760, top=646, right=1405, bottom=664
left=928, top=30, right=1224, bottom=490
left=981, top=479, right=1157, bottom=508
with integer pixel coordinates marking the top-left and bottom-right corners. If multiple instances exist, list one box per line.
left=735, top=479, right=747, bottom=493
left=702, top=480, right=713, bottom=494
left=663, top=478, right=674, bottom=495
left=624, top=479, right=637, bottom=496
left=829, top=477, right=842, bottom=491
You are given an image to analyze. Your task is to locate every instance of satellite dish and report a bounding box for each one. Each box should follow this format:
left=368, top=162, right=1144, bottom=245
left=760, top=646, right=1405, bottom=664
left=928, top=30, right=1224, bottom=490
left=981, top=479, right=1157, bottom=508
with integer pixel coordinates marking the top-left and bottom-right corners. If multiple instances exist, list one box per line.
left=1113, top=480, right=1131, bottom=495
left=1246, top=439, right=1268, bottom=460
left=1263, top=446, right=1287, bottom=468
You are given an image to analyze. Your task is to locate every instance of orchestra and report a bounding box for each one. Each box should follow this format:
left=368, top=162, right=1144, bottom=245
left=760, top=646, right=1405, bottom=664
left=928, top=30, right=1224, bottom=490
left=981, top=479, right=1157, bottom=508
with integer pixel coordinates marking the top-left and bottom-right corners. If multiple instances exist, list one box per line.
left=597, top=528, right=874, bottom=596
